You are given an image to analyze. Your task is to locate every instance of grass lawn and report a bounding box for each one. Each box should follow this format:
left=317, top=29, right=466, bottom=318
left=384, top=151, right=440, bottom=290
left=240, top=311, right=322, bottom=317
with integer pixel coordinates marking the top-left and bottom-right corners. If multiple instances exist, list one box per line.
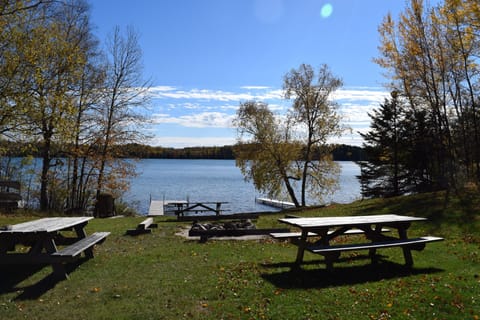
left=0, top=192, right=478, bottom=319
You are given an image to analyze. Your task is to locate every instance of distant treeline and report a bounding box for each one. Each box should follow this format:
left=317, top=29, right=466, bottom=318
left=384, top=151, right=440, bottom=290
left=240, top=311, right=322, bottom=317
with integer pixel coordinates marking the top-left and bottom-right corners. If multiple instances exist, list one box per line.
left=1, top=141, right=365, bottom=161
left=116, top=144, right=236, bottom=159
left=101, top=143, right=365, bottom=161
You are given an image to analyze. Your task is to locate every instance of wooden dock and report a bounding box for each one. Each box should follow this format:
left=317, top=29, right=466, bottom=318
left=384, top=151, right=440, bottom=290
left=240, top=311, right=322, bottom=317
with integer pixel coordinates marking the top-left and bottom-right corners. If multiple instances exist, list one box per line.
left=256, top=198, right=295, bottom=209
left=148, top=200, right=165, bottom=216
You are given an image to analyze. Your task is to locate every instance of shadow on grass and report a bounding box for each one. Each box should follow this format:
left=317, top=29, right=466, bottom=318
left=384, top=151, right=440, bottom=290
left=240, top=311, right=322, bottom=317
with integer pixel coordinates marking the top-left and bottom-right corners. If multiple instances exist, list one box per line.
left=0, top=258, right=88, bottom=301
left=261, top=258, right=443, bottom=289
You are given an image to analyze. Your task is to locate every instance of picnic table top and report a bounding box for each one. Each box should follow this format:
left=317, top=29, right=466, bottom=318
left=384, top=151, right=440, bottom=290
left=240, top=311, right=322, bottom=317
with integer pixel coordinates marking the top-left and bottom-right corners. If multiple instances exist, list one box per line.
left=279, top=214, right=427, bottom=229
left=179, top=201, right=229, bottom=205
left=0, top=217, right=93, bottom=234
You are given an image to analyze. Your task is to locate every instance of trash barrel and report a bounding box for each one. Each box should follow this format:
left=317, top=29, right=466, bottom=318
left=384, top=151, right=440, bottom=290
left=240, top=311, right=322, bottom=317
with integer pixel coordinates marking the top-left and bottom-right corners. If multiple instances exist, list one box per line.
left=94, top=193, right=116, bottom=218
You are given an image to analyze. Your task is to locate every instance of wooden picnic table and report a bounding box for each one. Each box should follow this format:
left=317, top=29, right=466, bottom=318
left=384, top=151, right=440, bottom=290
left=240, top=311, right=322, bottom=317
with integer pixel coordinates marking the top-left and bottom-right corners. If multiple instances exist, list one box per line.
left=276, top=214, right=443, bottom=270
left=174, top=201, right=229, bottom=217
left=0, top=217, right=110, bottom=279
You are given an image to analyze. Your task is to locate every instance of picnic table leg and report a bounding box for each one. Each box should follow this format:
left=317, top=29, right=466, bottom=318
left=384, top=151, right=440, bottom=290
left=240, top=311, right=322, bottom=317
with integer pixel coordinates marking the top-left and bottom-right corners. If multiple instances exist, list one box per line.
left=312, top=228, right=335, bottom=270
left=42, top=237, right=68, bottom=280
left=294, top=230, right=309, bottom=268
left=398, top=225, right=413, bottom=267
left=368, top=225, right=382, bottom=264
left=74, top=224, right=94, bottom=258
left=321, top=232, right=335, bottom=270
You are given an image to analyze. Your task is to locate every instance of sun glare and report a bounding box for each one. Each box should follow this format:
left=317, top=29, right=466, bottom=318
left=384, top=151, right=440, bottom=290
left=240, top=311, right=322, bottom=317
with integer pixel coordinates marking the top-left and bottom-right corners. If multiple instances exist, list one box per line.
left=320, top=3, right=333, bottom=19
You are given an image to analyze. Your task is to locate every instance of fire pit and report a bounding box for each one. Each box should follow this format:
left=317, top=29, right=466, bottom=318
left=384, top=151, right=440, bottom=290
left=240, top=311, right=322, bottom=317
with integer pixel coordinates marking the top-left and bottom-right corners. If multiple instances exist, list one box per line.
left=188, top=219, right=289, bottom=242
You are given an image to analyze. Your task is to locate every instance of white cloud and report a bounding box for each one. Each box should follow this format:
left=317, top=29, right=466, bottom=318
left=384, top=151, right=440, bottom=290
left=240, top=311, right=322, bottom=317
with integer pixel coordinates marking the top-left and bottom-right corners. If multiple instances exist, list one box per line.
left=219, top=104, right=240, bottom=111
left=336, top=88, right=387, bottom=134
left=149, top=87, right=255, bottom=102
left=335, top=87, right=389, bottom=103
left=152, top=112, right=235, bottom=128
left=268, top=103, right=287, bottom=112
left=241, top=85, right=271, bottom=90
left=340, top=103, right=376, bottom=124
left=144, top=85, right=386, bottom=147
left=149, top=86, right=284, bottom=102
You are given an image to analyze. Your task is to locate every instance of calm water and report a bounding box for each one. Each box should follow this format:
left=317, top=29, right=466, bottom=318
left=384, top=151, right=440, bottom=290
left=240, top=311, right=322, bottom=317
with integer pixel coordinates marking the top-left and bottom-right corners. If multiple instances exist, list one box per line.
left=123, top=159, right=361, bottom=215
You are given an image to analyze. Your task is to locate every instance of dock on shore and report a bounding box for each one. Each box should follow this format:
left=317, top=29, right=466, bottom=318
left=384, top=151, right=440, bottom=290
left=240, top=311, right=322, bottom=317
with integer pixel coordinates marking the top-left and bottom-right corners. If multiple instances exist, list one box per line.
left=256, top=197, right=295, bottom=209
left=148, top=200, right=165, bottom=216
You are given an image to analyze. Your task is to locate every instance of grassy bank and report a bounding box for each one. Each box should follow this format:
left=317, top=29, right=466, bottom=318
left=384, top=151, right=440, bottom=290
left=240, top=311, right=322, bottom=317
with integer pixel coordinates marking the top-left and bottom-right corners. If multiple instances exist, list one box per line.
left=0, top=192, right=478, bottom=319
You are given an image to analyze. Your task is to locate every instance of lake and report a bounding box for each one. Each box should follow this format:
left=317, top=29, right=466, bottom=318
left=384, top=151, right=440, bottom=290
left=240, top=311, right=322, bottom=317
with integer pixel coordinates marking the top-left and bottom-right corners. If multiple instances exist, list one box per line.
left=123, top=159, right=361, bottom=215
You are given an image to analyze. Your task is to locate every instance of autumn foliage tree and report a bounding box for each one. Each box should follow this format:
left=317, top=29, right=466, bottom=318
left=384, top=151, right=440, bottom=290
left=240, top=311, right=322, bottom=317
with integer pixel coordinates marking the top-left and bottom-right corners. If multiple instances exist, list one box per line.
left=94, top=26, right=150, bottom=199
left=3, top=1, right=96, bottom=210
left=283, top=64, right=344, bottom=206
left=234, top=101, right=303, bottom=207
left=234, top=64, right=344, bottom=207
left=0, top=1, right=149, bottom=212
left=375, top=0, right=480, bottom=195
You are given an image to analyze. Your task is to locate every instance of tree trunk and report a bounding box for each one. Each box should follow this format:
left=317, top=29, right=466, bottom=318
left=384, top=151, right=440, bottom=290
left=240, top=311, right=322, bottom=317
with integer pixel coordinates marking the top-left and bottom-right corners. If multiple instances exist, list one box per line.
left=284, top=176, right=300, bottom=207
left=40, top=138, right=51, bottom=211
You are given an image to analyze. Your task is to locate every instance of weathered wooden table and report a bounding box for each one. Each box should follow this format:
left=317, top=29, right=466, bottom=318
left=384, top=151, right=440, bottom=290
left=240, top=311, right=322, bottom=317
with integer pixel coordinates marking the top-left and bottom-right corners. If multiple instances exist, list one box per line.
left=174, top=202, right=229, bottom=217
left=276, top=214, right=443, bottom=270
left=0, top=217, right=110, bottom=279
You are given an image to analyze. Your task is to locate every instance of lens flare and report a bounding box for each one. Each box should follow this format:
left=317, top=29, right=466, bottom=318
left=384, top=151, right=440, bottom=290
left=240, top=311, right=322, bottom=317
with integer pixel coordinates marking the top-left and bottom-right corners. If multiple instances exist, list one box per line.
left=321, top=3, right=333, bottom=18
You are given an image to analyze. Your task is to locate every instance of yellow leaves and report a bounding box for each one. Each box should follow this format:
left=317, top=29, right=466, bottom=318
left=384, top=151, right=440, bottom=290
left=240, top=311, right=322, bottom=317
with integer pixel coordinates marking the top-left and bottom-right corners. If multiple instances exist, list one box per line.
left=408, top=42, right=424, bottom=57
left=90, top=287, right=101, bottom=293
left=382, top=41, right=396, bottom=55
left=381, top=13, right=395, bottom=34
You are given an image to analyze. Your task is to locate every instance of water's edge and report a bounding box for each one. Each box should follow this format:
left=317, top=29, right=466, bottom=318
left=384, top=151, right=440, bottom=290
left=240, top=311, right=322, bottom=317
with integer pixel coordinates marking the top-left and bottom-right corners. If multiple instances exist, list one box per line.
left=123, top=160, right=361, bottom=215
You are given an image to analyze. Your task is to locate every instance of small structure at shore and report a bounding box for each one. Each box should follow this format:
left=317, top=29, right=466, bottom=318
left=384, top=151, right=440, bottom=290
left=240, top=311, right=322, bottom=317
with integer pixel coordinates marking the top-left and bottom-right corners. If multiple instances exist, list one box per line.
left=0, top=181, right=22, bottom=211
left=256, top=197, right=295, bottom=209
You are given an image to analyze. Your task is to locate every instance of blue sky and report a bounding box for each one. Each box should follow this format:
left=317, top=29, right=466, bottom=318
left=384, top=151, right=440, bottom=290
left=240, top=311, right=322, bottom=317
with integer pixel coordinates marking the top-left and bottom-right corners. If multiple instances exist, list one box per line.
left=89, top=0, right=414, bottom=148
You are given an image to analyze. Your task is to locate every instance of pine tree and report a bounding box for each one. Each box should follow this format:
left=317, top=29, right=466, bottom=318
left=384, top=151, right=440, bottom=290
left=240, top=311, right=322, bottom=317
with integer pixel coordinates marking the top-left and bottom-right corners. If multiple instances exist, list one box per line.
left=359, top=93, right=408, bottom=198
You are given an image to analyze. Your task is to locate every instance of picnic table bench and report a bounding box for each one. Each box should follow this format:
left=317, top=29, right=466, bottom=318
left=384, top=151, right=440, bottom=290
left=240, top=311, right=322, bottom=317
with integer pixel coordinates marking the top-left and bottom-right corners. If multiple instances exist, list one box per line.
left=126, top=217, right=158, bottom=236
left=0, top=217, right=110, bottom=279
left=277, top=214, right=444, bottom=270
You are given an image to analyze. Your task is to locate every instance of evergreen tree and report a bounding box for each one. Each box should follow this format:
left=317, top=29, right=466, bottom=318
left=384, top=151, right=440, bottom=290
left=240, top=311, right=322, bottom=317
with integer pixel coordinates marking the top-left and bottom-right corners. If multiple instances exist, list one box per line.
left=358, top=93, right=408, bottom=198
